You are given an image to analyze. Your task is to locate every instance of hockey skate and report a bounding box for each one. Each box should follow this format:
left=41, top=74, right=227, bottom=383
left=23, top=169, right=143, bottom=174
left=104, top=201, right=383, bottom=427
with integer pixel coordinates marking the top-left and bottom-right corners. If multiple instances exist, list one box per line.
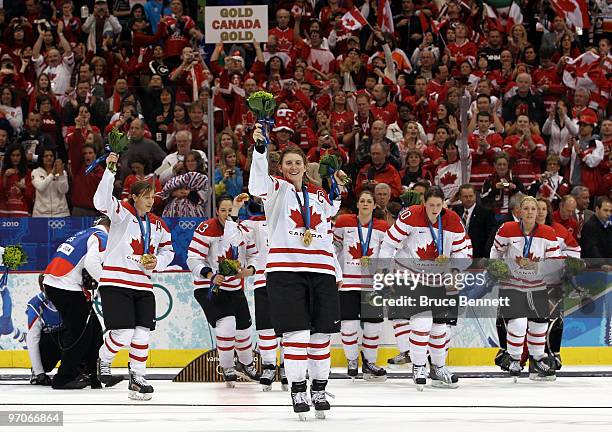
left=551, top=353, right=562, bottom=371
left=430, top=365, right=459, bottom=389
left=412, top=364, right=427, bottom=391
left=30, top=370, right=52, bottom=386
left=279, top=363, right=289, bottom=391
left=347, top=358, right=358, bottom=380
left=128, top=371, right=154, bottom=401
left=310, top=379, right=331, bottom=420
left=361, top=352, right=387, bottom=382
left=291, top=380, right=310, bottom=421
left=508, top=358, right=523, bottom=382
left=96, top=358, right=124, bottom=388
left=494, top=349, right=511, bottom=372
left=222, top=367, right=238, bottom=388
left=529, top=356, right=557, bottom=382
left=235, top=361, right=261, bottom=382
left=260, top=364, right=276, bottom=391
left=387, top=351, right=411, bottom=368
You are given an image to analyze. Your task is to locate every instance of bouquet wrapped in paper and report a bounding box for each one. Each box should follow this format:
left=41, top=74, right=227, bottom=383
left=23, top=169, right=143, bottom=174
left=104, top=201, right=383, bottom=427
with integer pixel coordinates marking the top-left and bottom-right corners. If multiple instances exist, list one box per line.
left=86, top=127, right=129, bottom=175
left=247, top=91, right=276, bottom=148
left=318, top=152, right=350, bottom=200
left=0, top=245, right=28, bottom=270
left=209, top=258, right=241, bottom=297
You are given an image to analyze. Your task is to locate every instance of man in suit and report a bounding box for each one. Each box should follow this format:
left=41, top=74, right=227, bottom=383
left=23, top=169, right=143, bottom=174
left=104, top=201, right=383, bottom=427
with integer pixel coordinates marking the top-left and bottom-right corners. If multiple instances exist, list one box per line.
left=571, top=186, right=595, bottom=240
left=453, top=184, right=496, bottom=258
left=580, top=196, right=612, bottom=265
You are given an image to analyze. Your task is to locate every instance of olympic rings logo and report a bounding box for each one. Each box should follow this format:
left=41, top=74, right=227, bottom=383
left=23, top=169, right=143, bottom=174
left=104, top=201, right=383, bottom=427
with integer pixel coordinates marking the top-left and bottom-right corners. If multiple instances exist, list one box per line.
left=48, top=220, right=66, bottom=229
left=178, top=221, right=197, bottom=230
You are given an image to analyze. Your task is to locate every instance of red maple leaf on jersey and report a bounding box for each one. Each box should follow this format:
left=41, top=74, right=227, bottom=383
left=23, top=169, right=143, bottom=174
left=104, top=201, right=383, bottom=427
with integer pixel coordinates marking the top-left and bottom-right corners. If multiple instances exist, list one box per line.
left=130, top=238, right=154, bottom=255
left=289, top=207, right=323, bottom=229
left=439, top=170, right=458, bottom=186
left=416, top=241, right=438, bottom=260
left=348, top=244, right=373, bottom=259
left=218, top=247, right=236, bottom=262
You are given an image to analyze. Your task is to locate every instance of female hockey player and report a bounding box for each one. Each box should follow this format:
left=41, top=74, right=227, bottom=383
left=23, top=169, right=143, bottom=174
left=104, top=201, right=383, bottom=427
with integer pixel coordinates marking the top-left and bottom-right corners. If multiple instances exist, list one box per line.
left=379, top=186, right=472, bottom=390
left=43, top=216, right=111, bottom=389
left=93, top=152, right=175, bottom=401
left=490, top=196, right=562, bottom=382
left=333, top=190, right=389, bottom=381
left=224, top=194, right=288, bottom=391
left=249, top=125, right=345, bottom=420
left=187, top=195, right=260, bottom=387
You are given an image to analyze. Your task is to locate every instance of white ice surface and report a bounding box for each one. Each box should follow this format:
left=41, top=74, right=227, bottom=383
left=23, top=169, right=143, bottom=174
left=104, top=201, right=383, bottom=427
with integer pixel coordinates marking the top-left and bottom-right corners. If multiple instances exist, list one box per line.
left=1, top=368, right=612, bottom=432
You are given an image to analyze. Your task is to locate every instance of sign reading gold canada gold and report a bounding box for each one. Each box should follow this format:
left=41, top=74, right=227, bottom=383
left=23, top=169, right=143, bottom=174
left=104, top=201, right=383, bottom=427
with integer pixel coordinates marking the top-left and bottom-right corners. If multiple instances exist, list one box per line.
left=205, top=6, right=268, bottom=44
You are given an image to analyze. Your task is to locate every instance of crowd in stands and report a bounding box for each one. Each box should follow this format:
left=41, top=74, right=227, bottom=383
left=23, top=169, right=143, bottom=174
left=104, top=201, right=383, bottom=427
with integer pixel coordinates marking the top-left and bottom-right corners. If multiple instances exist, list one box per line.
left=0, top=0, right=610, bottom=249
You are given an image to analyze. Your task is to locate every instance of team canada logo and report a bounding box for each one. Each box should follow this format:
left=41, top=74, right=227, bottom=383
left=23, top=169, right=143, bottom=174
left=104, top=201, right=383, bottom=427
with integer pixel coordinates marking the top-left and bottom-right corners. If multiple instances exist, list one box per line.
left=439, top=171, right=458, bottom=186
left=416, top=241, right=438, bottom=260
left=348, top=244, right=373, bottom=259
left=218, top=247, right=237, bottom=262
left=289, top=207, right=322, bottom=229
left=130, top=238, right=154, bottom=255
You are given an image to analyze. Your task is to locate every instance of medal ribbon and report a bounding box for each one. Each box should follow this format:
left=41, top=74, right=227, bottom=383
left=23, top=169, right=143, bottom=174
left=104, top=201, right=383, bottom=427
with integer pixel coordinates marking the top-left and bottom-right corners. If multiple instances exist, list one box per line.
left=294, top=186, right=311, bottom=231
left=137, top=214, right=151, bottom=256
left=357, top=217, right=374, bottom=258
left=521, top=221, right=536, bottom=257
left=427, top=214, right=444, bottom=257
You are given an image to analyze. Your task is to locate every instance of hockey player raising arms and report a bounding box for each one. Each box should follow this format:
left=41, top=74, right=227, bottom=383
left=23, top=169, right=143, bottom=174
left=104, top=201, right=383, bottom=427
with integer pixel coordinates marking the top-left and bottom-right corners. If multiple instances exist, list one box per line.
left=379, top=186, right=472, bottom=390
left=93, top=152, right=175, bottom=401
left=249, top=125, right=345, bottom=420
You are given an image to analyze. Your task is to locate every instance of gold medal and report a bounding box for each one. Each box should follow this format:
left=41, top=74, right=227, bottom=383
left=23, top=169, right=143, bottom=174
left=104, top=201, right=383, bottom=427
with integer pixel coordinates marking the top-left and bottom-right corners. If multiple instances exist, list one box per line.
left=140, top=254, right=155, bottom=265
left=435, top=255, right=449, bottom=264
left=303, top=229, right=313, bottom=246
left=360, top=256, right=371, bottom=266
left=519, top=257, right=530, bottom=268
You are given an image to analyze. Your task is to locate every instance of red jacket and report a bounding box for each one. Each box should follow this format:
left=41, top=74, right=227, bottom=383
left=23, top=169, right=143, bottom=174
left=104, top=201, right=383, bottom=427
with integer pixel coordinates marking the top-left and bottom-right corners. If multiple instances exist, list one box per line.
left=66, top=128, right=103, bottom=210
left=503, top=134, right=547, bottom=188
left=355, top=162, right=402, bottom=199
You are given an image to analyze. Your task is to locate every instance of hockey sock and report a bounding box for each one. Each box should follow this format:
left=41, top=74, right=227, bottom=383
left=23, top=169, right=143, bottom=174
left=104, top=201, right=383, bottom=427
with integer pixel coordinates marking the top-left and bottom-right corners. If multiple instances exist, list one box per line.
left=362, top=322, right=383, bottom=363
left=429, top=323, right=448, bottom=367
left=340, top=320, right=359, bottom=361
left=409, top=313, right=432, bottom=365
left=548, top=317, right=563, bottom=354
left=129, top=326, right=150, bottom=376
left=392, top=319, right=411, bottom=353
left=506, top=318, right=527, bottom=359
left=215, top=316, right=236, bottom=369
left=235, top=327, right=254, bottom=365
left=527, top=321, right=548, bottom=360
left=99, top=328, right=134, bottom=363
left=308, top=333, right=331, bottom=381
left=282, top=330, right=309, bottom=384
left=257, top=329, right=278, bottom=365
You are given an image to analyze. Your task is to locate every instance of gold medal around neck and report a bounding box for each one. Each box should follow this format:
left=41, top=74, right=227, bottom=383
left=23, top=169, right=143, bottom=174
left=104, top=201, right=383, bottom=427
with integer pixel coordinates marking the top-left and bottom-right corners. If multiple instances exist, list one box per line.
left=140, top=254, right=156, bottom=265
left=435, top=255, right=449, bottom=264
left=519, top=257, right=530, bottom=268
left=360, top=256, right=371, bottom=266
left=303, top=229, right=313, bottom=246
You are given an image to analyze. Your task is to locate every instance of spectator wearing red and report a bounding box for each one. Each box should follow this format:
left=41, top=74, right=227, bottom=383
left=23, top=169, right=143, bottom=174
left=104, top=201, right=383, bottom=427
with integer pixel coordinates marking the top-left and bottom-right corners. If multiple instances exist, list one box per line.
left=169, top=46, right=208, bottom=102
left=52, top=1, right=81, bottom=45
left=571, top=87, right=597, bottom=120
left=481, top=152, right=526, bottom=218
left=268, top=8, right=294, bottom=53
left=423, top=125, right=450, bottom=173
left=329, top=90, right=353, bottom=140
left=307, top=128, right=348, bottom=164
left=426, top=64, right=451, bottom=103
left=532, top=49, right=566, bottom=111
left=162, top=0, right=195, bottom=60
left=297, top=29, right=336, bottom=75
left=468, top=111, right=503, bottom=191
left=370, top=84, right=397, bottom=126
left=121, top=154, right=163, bottom=210
left=271, top=108, right=298, bottom=152
left=66, top=128, right=103, bottom=216
left=560, top=113, right=604, bottom=195
left=186, top=101, right=207, bottom=151
left=502, top=114, right=547, bottom=188
left=355, top=141, right=402, bottom=199
left=0, top=144, right=34, bottom=217
left=551, top=32, right=581, bottom=63
left=528, top=154, right=570, bottom=208
left=446, top=23, right=477, bottom=76
left=404, top=76, right=437, bottom=134
left=553, top=195, right=579, bottom=241
left=490, top=50, right=514, bottom=95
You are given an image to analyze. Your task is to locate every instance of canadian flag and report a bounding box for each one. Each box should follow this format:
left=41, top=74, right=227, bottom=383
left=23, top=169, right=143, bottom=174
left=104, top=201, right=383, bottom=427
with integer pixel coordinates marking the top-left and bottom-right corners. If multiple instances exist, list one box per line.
left=483, top=1, right=523, bottom=34
left=377, top=0, right=394, bottom=34
left=341, top=7, right=368, bottom=31
left=549, top=0, right=590, bottom=29
left=562, top=52, right=610, bottom=110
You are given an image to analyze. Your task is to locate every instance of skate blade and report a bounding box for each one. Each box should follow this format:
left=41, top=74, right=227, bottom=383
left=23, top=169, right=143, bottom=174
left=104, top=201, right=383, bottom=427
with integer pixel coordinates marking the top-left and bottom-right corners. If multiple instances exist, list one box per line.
left=512, top=376, right=519, bottom=383
left=431, top=380, right=459, bottom=389
left=261, top=384, right=272, bottom=392
left=235, top=372, right=259, bottom=383
left=298, top=413, right=307, bottom=421
left=315, top=410, right=326, bottom=420
left=363, top=374, right=388, bottom=382
left=529, top=373, right=557, bottom=382
left=128, top=390, right=152, bottom=401
left=416, top=384, right=424, bottom=392
left=387, top=363, right=410, bottom=370
left=225, top=381, right=236, bottom=388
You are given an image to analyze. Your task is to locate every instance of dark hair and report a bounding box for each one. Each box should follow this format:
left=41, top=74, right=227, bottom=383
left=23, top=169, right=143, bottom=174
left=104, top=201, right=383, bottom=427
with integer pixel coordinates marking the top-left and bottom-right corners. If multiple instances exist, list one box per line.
left=129, top=181, right=155, bottom=201
left=129, top=154, right=151, bottom=173
left=458, top=184, right=475, bottom=195
left=358, top=189, right=375, bottom=201
left=2, top=144, right=27, bottom=177
left=536, top=198, right=554, bottom=225
left=595, top=196, right=612, bottom=210
left=0, top=85, right=18, bottom=106
left=443, top=138, right=458, bottom=160
left=217, top=194, right=233, bottom=208
left=424, top=185, right=445, bottom=202
left=185, top=150, right=205, bottom=173
left=476, top=111, right=491, bottom=121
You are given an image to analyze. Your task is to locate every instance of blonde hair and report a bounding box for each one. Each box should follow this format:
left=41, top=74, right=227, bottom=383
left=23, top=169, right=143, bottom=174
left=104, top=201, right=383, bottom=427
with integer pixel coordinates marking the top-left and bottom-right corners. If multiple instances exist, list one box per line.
left=520, top=195, right=538, bottom=208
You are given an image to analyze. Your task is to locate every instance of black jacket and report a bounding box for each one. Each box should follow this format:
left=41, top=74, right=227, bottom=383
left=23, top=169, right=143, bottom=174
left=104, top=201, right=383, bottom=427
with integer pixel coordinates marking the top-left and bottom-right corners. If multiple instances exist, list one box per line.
left=452, top=203, right=497, bottom=258
left=580, top=216, right=612, bottom=261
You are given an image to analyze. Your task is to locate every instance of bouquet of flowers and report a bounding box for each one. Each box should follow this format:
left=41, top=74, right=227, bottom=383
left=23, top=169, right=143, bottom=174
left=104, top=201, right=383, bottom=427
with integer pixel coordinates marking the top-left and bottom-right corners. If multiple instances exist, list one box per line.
left=85, top=127, right=129, bottom=175
left=247, top=91, right=276, bottom=147
left=1, top=245, right=28, bottom=270
left=486, top=259, right=511, bottom=281
left=564, top=256, right=586, bottom=276
left=399, top=190, right=423, bottom=208
left=209, top=258, right=241, bottom=297
left=319, top=152, right=350, bottom=200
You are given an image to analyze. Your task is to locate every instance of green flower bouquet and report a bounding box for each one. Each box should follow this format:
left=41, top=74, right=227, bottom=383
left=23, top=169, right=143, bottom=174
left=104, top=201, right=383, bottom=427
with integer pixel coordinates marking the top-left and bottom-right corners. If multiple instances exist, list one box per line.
left=1, top=245, right=28, bottom=270
left=209, top=258, right=241, bottom=297
left=106, top=128, right=129, bottom=174
left=487, top=259, right=511, bottom=281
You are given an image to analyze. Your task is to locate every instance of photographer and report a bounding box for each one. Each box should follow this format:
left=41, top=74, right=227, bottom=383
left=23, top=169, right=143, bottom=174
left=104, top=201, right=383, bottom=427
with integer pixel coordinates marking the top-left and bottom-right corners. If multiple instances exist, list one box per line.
left=81, top=0, right=121, bottom=55
left=502, top=114, right=547, bottom=189
left=169, top=46, right=209, bottom=101
left=307, top=128, right=348, bottom=164
left=214, top=147, right=243, bottom=199
left=0, top=55, right=30, bottom=91
left=528, top=155, right=570, bottom=207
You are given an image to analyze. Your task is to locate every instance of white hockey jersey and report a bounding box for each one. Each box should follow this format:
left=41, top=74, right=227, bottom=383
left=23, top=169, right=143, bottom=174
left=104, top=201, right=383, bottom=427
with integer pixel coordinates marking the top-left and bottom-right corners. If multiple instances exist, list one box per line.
left=187, top=218, right=258, bottom=291
left=248, top=149, right=341, bottom=277
left=93, top=169, right=175, bottom=291
left=333, top=214, right=389, bottom=290
left=490, top=221, right=562, bottom=292
left=225, top=216, right=269, bottom=289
